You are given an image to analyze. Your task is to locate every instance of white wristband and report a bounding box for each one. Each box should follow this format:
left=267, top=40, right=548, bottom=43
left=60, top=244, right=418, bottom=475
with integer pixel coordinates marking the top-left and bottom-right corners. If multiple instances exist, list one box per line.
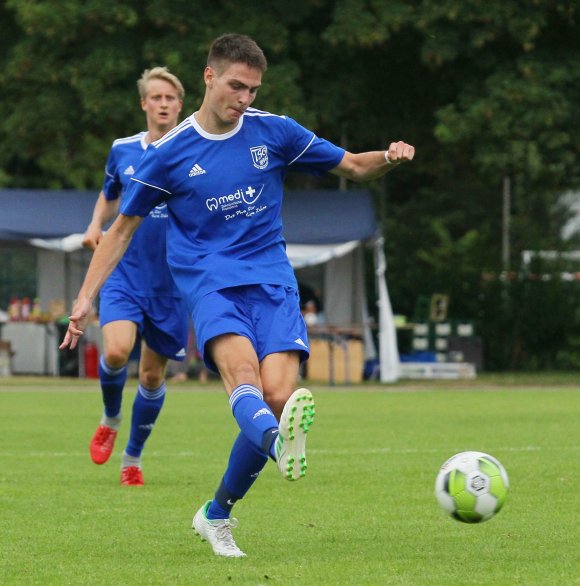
left=384, top=151, right=393, bottom=165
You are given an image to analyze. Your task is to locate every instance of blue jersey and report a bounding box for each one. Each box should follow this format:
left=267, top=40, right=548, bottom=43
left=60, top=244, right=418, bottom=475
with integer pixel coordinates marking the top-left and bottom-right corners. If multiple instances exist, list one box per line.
left=120, top=109, right=345, bottom=307
left=102, top=132, right=180, bottom=298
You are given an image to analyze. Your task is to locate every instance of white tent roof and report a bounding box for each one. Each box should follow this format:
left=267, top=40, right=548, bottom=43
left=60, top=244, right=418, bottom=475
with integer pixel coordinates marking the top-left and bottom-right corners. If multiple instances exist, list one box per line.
left=286, top=241, right=360, bottom=269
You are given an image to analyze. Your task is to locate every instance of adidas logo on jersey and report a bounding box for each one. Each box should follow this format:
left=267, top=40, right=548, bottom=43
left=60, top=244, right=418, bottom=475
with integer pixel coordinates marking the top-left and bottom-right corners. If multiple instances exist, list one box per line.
left=175, top=348, right=186, bottom=358
left=123, top=165, right=135, bottom=175
left=294, top=338, right=307, bottom=348
left=189, top=163, right=206, bottom=177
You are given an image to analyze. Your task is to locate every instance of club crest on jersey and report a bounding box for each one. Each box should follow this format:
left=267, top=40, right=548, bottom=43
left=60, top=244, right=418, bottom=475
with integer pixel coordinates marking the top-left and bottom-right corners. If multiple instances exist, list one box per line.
left=250, top=145, right=268, bottom=169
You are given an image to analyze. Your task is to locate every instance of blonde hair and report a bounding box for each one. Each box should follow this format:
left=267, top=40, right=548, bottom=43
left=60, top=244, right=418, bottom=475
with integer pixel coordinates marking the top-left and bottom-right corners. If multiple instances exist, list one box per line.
left=137, top=66, right=185, bottom=100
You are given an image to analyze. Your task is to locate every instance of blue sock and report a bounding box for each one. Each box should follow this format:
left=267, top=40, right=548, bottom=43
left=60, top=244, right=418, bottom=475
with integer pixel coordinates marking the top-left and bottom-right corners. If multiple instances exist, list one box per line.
left=99, top=355, right=127, bottom=418
left=206, top=385, right=278, bottom=520
left=125, top=383, right=166, bottom=458
left=229, top=384, right=279, bottom=451
left=206, top=433, right=268, bottom=520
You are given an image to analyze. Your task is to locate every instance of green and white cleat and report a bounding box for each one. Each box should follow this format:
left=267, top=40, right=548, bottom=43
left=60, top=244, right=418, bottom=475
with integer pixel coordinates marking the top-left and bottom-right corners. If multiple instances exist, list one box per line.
left=275, top=388, right=315, bottom=481
left=192, top=500, right=246, bottom=558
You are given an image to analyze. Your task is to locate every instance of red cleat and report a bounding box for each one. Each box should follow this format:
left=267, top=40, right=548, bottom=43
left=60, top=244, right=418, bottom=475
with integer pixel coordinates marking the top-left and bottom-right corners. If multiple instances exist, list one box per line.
left=121, top=466, right=144, bottom=486
left=89, top=424, right=118, bottom=465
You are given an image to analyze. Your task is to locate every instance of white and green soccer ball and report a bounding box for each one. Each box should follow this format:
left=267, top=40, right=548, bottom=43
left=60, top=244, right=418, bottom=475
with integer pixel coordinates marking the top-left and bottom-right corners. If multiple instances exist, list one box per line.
left=434, top=451, right=509, bottom=523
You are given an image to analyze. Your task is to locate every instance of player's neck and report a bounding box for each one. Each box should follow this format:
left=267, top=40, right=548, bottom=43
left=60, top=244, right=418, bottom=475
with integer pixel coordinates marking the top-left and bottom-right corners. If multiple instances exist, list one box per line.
left=194, top=108, right=238, bottom=135
left=145, top=127, right=175, bottom=144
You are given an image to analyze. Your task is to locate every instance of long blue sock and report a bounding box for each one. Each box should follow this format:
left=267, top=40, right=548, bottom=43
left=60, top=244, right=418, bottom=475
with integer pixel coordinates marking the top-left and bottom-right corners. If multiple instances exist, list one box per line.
left=205, top=385, right=278, bottom=520
left=99, top=355, right=127, bottom=418
left=206, top=433, right=268, bottom=520
left=125, top=383, right=166, bottom=458
left=229, top=384, right=279, bottom=451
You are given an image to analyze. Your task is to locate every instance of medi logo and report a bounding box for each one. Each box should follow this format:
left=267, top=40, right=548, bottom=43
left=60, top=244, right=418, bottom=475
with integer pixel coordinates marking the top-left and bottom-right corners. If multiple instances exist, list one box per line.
left=206, top=184, right=264, bottom=212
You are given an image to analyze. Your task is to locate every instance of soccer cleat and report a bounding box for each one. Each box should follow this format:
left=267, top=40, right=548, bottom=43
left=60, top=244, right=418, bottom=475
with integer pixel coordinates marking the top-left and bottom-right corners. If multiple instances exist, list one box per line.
left=275, top=388, right=315, bottom=481
left=120, top=466, right=144, bottom=486
left=192, top=500, right=246, bottom=558
left=89, top=424, right=118, bottom=465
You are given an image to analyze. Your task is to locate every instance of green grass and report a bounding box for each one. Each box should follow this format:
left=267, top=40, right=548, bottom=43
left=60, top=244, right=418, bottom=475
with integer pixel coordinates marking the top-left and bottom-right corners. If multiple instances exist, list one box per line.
left=0, top=375, right=578, bottom=585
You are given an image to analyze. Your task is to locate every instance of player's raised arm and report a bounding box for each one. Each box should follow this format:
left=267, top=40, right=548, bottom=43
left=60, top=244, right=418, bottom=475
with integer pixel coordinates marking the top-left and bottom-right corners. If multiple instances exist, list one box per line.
left=60, top=213, right=143, bottom=350
left=330, top=140, right=415, bottom=182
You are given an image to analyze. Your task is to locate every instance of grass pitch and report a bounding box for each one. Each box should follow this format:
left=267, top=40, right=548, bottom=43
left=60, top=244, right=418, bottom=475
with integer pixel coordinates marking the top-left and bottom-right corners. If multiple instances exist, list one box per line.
left=0, top=374, right=578, bottom=585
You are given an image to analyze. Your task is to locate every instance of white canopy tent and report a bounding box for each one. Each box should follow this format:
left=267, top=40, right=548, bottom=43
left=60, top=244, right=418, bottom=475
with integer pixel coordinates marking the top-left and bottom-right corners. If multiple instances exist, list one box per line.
left=286, top=238, right=399, bottom=383
left=1, top=188, right=401, bottom=382
left=281, top=189, right=400, bottom=382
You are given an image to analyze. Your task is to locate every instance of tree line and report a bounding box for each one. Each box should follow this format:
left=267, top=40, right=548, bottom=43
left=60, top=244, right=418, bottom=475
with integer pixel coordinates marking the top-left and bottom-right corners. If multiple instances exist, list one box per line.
left=1, top=0, right=579, bottom=370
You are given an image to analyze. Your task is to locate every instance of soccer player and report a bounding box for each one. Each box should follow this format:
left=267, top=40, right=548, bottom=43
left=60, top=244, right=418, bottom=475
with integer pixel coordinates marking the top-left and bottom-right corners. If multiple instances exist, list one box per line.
left=61, top=34, right=414, bottom=554
left=82, top=67, right=189, bottom=486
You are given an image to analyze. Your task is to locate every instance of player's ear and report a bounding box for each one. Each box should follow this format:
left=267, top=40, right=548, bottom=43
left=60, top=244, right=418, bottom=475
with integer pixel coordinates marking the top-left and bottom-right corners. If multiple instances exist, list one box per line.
left=204, top=66, right=214, bottom=88
left=140, top=99, right=147, bottom=112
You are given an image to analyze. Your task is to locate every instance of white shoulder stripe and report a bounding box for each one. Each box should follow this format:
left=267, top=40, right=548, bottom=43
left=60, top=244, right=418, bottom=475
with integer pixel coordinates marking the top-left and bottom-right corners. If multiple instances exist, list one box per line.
left=244, top=108, right=285, bottom=119
left=113, top=133, right=145, bottom=146
left=130, top=177, right=172, bottom=195
left=153, top=118, right=192, bottom=148
left=288, top=135, right=316, bottom=166
left=153, top=119, right=187, bottom=144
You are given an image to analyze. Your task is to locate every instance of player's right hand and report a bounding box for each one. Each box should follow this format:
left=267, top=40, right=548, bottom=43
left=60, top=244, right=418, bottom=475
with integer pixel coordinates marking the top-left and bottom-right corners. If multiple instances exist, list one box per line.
left=59, top=298, right=91, bottom=350
left=82, top=225, right=103, bottom=251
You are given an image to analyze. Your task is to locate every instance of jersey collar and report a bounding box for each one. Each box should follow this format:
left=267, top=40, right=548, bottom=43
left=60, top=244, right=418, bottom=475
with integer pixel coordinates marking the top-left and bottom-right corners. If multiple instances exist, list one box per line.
left=189, top=112, right=244, bottom=141
left=140, top=132, right=149, bottom=150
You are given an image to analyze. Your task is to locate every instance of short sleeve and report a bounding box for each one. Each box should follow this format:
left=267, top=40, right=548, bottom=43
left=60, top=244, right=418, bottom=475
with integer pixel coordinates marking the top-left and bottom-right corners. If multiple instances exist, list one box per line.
left=120, top=146, right=170, bottom=217
left=102, top=147, right=121, bottom=201
left=284, top=117, right=345, bottom=175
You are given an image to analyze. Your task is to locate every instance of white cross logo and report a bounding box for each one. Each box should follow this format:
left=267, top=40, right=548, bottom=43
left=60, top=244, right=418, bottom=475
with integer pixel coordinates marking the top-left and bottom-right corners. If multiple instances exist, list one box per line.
left=241, top=183, right=264, bottom=205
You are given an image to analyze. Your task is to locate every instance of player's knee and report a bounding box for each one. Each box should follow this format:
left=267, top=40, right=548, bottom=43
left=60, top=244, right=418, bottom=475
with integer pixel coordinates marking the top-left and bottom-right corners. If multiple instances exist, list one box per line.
left=139, top=367, right=164, bottom=390
left=103, top=347, right=130, bottom=369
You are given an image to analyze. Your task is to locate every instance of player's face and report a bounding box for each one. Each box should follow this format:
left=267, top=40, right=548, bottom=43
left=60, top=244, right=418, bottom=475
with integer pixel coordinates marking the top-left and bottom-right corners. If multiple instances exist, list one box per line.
left=205, top=62, right=262, bottom=130
left=141, top=79, right=183, bottom=133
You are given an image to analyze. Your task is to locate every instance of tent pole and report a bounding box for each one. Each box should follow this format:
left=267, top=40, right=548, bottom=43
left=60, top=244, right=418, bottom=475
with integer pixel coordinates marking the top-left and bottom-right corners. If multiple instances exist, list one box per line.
left=374, top=237, right=400, bottom=383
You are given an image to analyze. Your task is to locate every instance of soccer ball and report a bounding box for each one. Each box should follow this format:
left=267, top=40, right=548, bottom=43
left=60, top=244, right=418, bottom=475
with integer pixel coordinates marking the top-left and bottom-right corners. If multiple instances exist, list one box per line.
left=434, top=451, right=509, bottom=523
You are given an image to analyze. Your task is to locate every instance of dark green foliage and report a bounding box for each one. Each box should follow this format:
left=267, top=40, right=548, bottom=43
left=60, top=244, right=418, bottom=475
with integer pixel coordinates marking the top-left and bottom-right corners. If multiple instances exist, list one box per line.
left=1, top=0, right=578, bottom=369
left=476, top=272, right=580, bottom=370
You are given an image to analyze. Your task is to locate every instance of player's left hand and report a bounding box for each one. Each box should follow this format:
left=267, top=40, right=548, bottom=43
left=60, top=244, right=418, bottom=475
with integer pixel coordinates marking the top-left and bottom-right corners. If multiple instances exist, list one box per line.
left=386, top=141, right=415, bottom=164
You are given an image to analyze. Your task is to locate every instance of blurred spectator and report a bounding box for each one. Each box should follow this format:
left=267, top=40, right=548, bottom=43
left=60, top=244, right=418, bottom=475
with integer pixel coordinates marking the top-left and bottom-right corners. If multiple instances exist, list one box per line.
left=302, top=300, right=320, bottom=326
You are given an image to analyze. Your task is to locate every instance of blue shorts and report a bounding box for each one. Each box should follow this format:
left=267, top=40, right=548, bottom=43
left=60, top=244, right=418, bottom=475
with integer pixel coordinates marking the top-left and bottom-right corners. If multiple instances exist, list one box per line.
left=193, top=284, right=310, bottom=373
left=99, top=287, right=188, bottom=361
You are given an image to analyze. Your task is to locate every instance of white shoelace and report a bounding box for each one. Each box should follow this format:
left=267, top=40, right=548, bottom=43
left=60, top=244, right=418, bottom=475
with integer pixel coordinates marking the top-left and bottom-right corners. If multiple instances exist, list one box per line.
left=214, top=518, right=241, bottom=553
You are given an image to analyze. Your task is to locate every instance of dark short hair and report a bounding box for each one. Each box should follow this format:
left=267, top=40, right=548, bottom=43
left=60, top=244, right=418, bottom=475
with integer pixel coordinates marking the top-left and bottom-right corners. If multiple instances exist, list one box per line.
left=207, top=34, right=268, bottom=73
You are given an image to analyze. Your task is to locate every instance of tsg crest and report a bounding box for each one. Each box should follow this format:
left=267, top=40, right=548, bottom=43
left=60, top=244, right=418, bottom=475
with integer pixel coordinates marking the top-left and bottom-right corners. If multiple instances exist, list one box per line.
left=250, top=145, right=268, bottom=170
